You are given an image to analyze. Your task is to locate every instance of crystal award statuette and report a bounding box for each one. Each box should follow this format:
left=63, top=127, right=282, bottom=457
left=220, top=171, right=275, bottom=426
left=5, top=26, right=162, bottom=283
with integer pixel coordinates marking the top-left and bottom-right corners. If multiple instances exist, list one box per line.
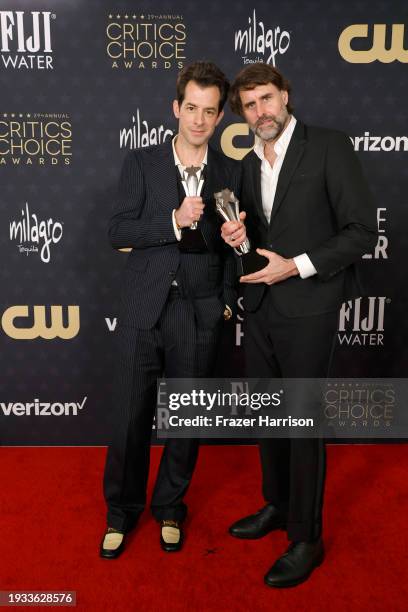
left=214, top=188, right=268, bottom=276
left=182, top=166, right=204, bottom=230
left=178, top=165, right=207, bottom=252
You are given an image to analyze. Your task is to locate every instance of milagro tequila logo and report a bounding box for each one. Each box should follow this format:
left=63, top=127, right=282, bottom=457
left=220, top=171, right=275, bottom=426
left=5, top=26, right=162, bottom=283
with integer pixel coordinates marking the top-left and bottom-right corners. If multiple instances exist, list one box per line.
left=0, top=11, right=54, bottom=69
left=9, top=202, right=63, bottom=263
left=234, top=9, right=290, bottom=66
left=120, top=108, right=173, bottom=149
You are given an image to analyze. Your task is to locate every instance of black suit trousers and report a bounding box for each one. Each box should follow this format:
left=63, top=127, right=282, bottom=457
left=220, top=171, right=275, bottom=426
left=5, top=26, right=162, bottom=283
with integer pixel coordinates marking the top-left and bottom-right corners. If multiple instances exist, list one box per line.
left=103, top=287, right=221, bottom=532
left=244, top=287, right=337, bottom=542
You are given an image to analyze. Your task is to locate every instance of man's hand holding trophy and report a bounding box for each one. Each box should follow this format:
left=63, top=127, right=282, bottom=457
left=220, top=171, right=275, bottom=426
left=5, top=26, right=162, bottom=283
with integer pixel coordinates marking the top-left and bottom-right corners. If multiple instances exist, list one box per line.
left=216, top=188, right=299, bottom=285
left=215, top=188, right=269, bottom=278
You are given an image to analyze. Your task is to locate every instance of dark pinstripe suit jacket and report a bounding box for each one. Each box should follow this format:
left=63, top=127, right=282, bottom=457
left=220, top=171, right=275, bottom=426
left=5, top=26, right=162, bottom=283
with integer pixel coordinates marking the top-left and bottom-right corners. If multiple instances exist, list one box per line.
left=109, top=140, right=241, bottom=329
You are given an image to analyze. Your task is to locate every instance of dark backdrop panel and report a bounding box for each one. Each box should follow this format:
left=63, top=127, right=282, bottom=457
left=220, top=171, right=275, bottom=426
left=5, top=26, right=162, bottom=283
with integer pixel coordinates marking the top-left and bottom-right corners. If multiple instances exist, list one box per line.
left=0, top=0, right=407, bottom=444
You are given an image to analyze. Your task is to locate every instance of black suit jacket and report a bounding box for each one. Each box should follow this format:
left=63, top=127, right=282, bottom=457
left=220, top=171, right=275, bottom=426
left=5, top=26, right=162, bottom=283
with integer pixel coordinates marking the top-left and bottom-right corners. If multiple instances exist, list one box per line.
left=109, top=140, right=240, bottom=329
left=241, top=120, right=378, bottom=316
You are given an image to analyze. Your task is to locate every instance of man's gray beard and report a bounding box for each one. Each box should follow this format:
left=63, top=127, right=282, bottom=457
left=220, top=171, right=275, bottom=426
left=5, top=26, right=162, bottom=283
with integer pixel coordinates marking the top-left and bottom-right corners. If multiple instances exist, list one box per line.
left=254, top=119, right=285, bottom=141
left=251, top=108, right=289, bottom=142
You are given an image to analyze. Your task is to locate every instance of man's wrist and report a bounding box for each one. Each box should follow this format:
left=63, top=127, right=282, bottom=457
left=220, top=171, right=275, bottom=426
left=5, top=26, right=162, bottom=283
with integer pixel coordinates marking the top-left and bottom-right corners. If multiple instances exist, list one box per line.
left=289, top=258, right=300, bottom=276
left=172, top=209, right=182, bottom=240
left=174, top=209, right=182, bottom=229
left=292, top=254, right=317, bottom=279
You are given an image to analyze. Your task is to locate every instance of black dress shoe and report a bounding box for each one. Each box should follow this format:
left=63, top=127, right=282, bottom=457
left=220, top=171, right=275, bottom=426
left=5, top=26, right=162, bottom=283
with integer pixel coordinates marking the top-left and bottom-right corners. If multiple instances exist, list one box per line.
left=99, top=527, right=125, bottom=559
left=264, top=538, right=324, bottom=588
left=160, top=520, right=183, bottom=552
left=229, top=504, right=286, bottom=539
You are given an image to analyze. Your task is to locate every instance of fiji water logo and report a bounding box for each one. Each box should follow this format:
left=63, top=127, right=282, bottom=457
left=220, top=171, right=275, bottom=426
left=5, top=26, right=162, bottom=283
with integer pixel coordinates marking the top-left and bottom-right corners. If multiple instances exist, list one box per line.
left=0, top=10, right=54, bottom=69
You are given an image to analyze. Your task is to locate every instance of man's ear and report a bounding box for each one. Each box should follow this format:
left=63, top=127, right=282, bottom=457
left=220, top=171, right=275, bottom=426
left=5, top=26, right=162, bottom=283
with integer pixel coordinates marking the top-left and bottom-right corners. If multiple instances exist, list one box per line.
left=215, top=109, right=224, bottom=126
left=173, top=99, right=180, bottom=119
left=282, top=90, right=288, bottom=106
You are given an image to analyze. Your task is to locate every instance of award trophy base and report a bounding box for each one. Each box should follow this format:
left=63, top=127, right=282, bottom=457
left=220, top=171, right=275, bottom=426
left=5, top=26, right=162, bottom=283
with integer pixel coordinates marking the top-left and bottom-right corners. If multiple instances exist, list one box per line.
left=237, top=251, right=269, bottom=276
left=178, top=227, right=208, bottom=253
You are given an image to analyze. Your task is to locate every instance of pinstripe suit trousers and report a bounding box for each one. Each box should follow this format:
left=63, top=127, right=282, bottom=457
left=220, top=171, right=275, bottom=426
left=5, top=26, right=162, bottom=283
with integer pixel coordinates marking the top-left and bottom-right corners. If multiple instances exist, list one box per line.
left=103, top=287, right=221, bottom=532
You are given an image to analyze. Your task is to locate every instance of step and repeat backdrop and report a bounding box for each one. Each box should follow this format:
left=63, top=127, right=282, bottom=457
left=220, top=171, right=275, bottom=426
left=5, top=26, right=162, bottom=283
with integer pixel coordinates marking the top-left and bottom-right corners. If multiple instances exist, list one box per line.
left=0, top=0, right=407, bottom=444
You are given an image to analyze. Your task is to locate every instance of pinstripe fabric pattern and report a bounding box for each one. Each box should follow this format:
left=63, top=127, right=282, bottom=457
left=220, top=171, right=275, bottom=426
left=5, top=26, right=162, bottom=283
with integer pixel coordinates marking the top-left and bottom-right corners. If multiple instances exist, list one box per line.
left=104, top=142, right=240, bottom=530
left=104, top=289, right=221, bottom=530
left=109, top=141, right=241, bottom=329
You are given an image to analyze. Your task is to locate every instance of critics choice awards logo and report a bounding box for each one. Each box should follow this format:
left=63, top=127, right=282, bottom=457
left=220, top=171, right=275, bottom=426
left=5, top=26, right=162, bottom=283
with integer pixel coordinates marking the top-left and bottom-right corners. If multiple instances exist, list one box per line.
left=324, top=382, right=394, bottom=431
left=0, top=113, right=72, bottom=166
left=9, top=202, right=63, bottom=263
left=0, top=10, right=55, bottom=69
left=106, top=12, right=186, bottom=69
left=234, top=9, right=290, bottom=66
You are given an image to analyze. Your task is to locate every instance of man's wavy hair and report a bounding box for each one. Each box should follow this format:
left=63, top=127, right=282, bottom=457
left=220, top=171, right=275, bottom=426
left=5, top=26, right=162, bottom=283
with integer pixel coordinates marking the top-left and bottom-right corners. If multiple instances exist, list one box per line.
left=229, top=62, right=293, bottom=117
left=176, top=61, right=229, bottom=114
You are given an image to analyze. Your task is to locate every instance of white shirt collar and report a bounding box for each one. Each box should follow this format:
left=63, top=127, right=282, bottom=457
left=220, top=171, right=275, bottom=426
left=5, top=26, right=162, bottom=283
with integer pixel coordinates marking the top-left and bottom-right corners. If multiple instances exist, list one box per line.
left=172, top=135, right=208, bottom=168
left=253, top=115, right=297, bottom=161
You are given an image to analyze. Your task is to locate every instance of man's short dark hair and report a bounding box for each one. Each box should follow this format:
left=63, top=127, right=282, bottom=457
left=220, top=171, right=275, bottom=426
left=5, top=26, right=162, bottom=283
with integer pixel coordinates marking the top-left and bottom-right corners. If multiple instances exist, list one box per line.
left=176, top=61, right=229, bottom=113
left=229, top=62, right=293, bottom=116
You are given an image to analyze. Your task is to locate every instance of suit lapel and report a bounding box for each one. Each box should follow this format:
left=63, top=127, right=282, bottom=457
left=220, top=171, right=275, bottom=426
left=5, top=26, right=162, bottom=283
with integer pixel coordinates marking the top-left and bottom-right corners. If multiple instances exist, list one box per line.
left=147, top=140, right=179, bottom=210
left=269, top=121, right=306, bottom=225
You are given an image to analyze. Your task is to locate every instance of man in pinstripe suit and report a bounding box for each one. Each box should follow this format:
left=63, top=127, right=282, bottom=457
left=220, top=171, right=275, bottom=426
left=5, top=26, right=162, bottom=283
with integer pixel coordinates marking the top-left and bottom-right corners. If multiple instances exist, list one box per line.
left=100, top=62, right=240, bottom=558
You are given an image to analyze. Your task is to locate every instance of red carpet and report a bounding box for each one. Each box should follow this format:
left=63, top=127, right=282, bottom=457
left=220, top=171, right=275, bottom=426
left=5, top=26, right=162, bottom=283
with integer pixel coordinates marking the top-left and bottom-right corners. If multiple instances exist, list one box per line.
left=1, top=445, right=407, bottom=611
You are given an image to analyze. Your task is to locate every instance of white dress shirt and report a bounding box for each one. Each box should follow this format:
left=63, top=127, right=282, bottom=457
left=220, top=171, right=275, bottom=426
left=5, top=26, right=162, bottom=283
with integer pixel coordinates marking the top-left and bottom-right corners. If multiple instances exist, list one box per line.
left=253, top=116, right=317, bottom=279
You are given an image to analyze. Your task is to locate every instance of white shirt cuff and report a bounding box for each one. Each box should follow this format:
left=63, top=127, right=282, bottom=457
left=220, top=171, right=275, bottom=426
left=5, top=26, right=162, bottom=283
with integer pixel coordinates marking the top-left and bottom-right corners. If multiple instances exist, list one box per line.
left=172, top=209, right=182, bottom=241
left=293, top=253, right=317, bottom=279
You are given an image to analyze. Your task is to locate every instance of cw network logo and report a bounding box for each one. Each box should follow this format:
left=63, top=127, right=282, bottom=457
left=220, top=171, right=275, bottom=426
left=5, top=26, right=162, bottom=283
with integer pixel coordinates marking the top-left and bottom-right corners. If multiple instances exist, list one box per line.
left=1, top=305, right=80, bottom=340
left=339, top=24, right=408, bottom=63
left=234, top=9, right=290, bottom=67
left=338, top=297, right=387, bottom=347
left=1, top=397, right=87, bottom=416
left=0, top=11, right=55, bottom=69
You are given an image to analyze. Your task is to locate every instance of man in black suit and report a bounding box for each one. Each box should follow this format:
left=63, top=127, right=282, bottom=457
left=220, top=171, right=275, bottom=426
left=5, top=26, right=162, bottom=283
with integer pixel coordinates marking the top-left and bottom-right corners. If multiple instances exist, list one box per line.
left=100, top=62, right=239, bottom=558
left=221, top=63, right=377, bottom=587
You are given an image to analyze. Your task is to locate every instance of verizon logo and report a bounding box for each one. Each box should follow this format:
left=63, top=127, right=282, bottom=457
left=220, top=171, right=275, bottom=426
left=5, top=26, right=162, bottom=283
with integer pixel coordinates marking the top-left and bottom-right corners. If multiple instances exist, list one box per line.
left=1, top=397, right=87, bottom=416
